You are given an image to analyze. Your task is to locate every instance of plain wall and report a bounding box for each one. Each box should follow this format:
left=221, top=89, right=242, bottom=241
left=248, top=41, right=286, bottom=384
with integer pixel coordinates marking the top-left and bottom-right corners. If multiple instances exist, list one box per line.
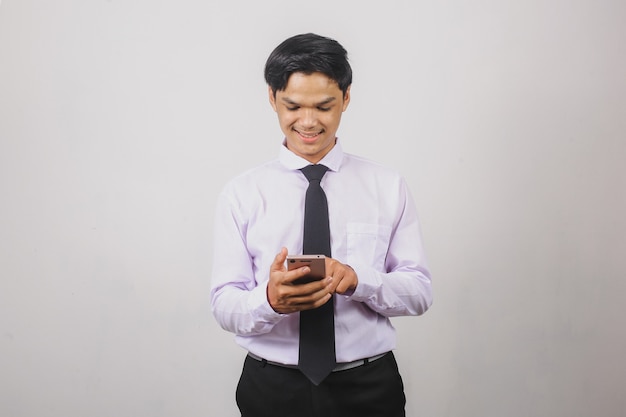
left=1, top=1, right=625, bottom=416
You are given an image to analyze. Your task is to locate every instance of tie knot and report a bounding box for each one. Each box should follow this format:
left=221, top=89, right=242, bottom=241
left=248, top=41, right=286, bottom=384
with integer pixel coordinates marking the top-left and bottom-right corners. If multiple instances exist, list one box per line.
left=301, top=164, right=329, bottom=182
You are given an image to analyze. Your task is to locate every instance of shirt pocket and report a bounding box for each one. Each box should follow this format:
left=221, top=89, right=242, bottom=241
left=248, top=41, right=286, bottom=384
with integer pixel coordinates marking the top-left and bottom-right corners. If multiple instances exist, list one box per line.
left=346, top=223, right=392, bottom=271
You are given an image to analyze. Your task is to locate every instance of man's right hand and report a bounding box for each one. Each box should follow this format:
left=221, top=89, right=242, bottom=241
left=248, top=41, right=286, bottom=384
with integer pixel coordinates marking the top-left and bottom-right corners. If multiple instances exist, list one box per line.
left=267, top=247, right=333, bottom=314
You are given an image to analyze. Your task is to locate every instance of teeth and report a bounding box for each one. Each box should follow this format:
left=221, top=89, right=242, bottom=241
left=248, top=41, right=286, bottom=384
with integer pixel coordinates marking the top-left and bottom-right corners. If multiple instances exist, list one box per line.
left=297, top=130, right=321, bottom=138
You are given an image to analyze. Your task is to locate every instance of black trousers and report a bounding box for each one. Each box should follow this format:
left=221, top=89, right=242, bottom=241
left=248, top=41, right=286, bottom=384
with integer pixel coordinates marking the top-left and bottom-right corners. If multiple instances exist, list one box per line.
left=236, top=352, right=406, bottom=417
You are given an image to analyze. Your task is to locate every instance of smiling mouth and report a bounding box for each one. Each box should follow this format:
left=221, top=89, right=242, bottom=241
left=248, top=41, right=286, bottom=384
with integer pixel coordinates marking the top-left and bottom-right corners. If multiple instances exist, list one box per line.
left=294, top=129, right=324, bottom=139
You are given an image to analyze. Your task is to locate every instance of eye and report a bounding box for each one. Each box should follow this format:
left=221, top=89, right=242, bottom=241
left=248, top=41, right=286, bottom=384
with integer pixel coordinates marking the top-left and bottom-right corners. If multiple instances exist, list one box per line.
left=317, top=107, right=331, bottom=112
left=286, top=106, right=300, bottom=111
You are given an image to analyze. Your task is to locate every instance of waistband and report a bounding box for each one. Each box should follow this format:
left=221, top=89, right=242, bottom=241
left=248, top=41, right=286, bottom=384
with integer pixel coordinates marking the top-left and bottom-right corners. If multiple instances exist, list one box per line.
left=247, top=351, right=389, bottom=372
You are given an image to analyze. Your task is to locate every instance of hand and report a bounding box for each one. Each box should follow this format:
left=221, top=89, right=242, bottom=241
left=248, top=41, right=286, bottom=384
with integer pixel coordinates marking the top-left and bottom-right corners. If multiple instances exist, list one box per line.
left=267, top=248, right=334, bottom=314
left=325, top=257, right=358, bottom=295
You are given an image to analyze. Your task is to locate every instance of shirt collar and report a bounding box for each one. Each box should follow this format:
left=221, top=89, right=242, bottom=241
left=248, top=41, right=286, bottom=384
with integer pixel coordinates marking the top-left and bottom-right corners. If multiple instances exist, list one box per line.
left=279, top=139, right=344, bottom=172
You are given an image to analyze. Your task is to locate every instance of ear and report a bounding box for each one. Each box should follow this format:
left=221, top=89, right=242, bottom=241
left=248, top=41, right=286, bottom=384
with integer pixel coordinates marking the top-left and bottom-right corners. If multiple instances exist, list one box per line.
left=268, top=86, right=277, bottom=111
left=342, top=85, right=351, bottom=112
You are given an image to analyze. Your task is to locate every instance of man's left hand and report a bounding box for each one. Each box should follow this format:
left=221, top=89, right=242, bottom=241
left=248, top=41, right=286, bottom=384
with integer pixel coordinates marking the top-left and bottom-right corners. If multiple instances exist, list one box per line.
left=325, top=258, right=358, bottom=295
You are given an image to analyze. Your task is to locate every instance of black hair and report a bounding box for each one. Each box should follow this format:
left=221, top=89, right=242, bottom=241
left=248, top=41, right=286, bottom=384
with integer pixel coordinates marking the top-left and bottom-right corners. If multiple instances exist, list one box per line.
left=264, top=33, right=352, bottom=95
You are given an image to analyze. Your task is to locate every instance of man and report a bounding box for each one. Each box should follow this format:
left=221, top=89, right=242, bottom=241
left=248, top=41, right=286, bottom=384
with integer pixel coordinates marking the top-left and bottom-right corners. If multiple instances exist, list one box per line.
left=211, top=33, right=432, bottom=417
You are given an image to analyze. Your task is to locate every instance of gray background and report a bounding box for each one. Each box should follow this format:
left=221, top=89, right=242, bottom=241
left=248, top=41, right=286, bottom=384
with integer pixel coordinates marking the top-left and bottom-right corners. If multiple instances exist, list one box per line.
left=1, top=1, right=625, bottom=416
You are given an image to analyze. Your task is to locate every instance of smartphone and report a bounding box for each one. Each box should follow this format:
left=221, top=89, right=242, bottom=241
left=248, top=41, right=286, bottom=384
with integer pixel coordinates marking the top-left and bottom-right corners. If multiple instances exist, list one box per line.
left=286, top=255, right=326, bottom=284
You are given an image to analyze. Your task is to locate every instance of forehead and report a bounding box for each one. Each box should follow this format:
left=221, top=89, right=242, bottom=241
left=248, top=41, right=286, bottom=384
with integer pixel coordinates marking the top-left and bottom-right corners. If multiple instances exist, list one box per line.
left=279, top=72, right=343, bottom=101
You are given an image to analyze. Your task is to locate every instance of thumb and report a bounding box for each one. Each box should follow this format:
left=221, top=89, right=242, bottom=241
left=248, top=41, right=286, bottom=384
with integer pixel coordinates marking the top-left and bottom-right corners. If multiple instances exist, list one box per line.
left=271, top=247, right=288, bottom=272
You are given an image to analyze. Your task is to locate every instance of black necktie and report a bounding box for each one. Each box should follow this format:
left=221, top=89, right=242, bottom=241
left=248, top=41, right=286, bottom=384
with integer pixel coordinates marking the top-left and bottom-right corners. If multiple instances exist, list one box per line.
left=298, top=164, right=336, bottom=385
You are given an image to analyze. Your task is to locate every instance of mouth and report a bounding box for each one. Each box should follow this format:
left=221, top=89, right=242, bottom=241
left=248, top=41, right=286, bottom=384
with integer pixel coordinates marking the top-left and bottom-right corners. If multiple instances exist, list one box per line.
left=294, top=128, right=324, bottom=141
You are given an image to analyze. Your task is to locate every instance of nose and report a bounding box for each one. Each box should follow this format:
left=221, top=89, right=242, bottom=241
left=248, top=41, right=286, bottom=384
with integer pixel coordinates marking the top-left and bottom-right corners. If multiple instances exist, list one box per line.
left=299, top=108, right=317, bottom=129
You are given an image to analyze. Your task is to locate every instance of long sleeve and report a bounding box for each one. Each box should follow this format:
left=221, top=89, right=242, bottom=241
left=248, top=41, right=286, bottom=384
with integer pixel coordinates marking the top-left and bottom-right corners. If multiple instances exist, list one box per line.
left=347, top=177, right=432, bottom=316
left=210, top=184, right=286, bottom=336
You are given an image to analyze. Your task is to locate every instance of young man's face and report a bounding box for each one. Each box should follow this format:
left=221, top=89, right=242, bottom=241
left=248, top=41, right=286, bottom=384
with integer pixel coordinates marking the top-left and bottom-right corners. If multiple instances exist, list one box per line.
left=269, top=72, right=350, bottom=164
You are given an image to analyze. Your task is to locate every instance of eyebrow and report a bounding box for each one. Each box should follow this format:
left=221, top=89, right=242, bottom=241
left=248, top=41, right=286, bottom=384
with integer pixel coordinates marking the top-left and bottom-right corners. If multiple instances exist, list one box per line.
left=281, top=97, right=337, bottom=107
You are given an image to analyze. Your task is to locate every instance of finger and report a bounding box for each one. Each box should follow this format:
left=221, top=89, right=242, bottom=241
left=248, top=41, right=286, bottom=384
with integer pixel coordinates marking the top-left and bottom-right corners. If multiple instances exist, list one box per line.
left=334, top=278, right=350, bottom=295
left=276, top=293, right=331, bottom=314
left=307, top=292, right=333, bottom=309
left=271, top=274, right=328, bottom=310
left=277, top=284, right=333, bottom=313
left=283, top=278, right=332, bottom=302
left=290, top=290, right=333, bottom=310
left=334, top=270, right=358, bottom=295
left=324, top=268, right=342, bottom=293
left=270, top=247, right=288, bottom=272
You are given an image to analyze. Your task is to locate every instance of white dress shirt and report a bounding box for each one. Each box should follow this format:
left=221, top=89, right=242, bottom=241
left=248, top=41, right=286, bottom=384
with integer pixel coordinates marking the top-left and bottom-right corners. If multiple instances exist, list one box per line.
left=210, top=140, right=432, bottom=365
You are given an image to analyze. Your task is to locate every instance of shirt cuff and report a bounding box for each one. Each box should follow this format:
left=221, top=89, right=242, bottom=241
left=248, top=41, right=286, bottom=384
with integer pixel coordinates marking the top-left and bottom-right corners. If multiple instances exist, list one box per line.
left=344, top=263, right=381, bottom=301
left=248, top=281, right=287, bottom=323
